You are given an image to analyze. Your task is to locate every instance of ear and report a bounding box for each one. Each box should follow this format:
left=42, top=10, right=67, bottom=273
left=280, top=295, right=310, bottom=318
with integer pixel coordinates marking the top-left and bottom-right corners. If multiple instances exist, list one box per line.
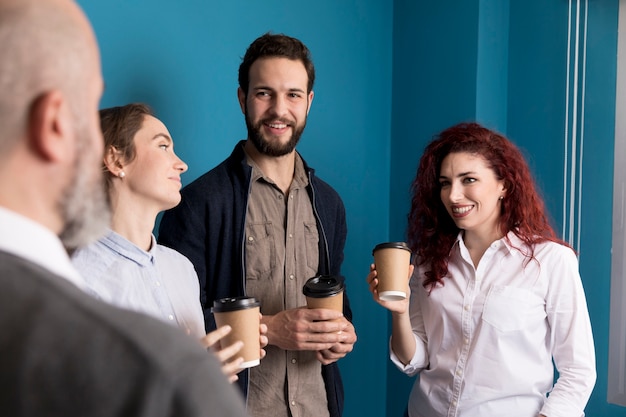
left=103, top=146, right=124, bottom=176
left=28, top=90, right=72, bottom=163
left=237, top=87, right=246, bottom=114
left=306, top=90, right=314, bottom=116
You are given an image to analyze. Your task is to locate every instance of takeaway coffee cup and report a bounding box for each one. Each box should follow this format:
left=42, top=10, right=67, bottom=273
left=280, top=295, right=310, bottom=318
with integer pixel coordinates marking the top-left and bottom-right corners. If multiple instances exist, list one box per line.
left=372, top=242, right=412, bottom=301
left=302, top=275, right=345, bottom=313
left=212, top=296, right=261, bottom=369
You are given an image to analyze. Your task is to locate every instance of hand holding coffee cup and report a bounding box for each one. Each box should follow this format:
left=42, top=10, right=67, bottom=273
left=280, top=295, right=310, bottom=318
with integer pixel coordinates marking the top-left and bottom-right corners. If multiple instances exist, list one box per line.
left=201, top=324, right=245, bottom=382
left=212, top=296, right=262, bottom=369
left=302, top=275, right=357, bottom=365
left=372, top=242, right=412, bottom=301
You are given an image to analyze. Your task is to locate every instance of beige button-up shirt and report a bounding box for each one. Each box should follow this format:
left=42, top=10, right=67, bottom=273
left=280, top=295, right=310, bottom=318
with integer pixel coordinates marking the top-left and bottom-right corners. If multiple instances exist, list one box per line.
left=244, top=152, right=328, bottom=417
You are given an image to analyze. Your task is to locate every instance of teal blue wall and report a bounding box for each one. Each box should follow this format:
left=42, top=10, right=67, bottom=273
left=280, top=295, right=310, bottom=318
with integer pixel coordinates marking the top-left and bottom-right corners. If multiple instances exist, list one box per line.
left=391, top=1, right=621, bottom=416
left=79, top=0, right=622, bottom=415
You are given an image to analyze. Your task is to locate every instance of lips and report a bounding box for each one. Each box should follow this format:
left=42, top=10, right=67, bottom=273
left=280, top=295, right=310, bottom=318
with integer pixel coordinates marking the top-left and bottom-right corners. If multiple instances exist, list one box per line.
left=263, top=117, right=292, bottom=132
left=451, top=205, right=473, bottom=217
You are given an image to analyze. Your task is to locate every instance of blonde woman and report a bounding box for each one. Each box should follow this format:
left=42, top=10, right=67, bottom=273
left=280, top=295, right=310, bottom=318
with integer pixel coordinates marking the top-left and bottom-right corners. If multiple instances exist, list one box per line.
left=73, top=103, right=266, bottom=382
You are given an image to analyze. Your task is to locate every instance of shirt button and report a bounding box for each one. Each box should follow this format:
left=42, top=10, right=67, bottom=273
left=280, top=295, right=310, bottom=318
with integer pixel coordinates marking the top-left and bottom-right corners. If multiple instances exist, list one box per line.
left=464, top=338, right=469, bottom=344
left=291, top=358, right=297, bottom=364
left=168, top=315, right=174, bottom=321
left=156, top=281, right=161, bottom=287
left=248, top=236, right=254, bottom=242
left=278, top=195, right=283, bottom=199
left=288, top=233, right=293, bottom=238
left=290, top=195, right=294, bottom=199
left=456, top=369, right=462, bottom=376
left=463, top=305, right=469, bottom=311
left=291, top=401, right=296, bottom=406
left=289, top=274, right=294, bottom=280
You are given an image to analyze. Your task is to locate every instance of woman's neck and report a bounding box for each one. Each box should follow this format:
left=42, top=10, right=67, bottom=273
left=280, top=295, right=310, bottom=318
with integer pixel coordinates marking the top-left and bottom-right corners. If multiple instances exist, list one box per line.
left=108, top=191, right=158, bottom=251
left=462, top=227, right=505, bottom=268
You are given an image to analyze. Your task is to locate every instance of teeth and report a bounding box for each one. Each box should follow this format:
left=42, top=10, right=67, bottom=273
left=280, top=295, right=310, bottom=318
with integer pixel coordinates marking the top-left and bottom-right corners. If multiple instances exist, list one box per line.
left=269, top=123, right=287, bottom=129
left=452, top=206, right=472, bottom=214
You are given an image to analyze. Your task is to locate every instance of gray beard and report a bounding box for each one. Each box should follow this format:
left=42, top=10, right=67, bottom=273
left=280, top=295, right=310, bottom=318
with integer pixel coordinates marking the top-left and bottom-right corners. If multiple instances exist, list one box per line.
left=58, top=128, right=110, bottom=253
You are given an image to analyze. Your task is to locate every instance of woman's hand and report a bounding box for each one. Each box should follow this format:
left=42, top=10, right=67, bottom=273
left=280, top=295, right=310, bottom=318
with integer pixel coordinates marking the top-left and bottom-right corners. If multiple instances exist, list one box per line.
left=201, top=325, right=244, bottom=383
left=201, top=313, right=269, bottom=383
left=366, top=263, right=414, bottom=314
left=368, top=263, right=418, bottom=365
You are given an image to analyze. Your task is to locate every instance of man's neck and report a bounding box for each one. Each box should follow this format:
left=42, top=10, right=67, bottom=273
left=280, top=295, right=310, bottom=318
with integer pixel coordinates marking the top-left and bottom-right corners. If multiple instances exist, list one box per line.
left=244, top=140, right=296, bottom=193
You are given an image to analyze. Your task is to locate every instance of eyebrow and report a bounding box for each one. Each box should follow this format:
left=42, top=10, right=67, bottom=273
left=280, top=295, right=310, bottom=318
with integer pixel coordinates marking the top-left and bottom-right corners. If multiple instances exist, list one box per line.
left=152, top=133, right=172, bottom=143
left=439, top=171, right=476, bottom=179
left=252, top=85, right=307, bottom=94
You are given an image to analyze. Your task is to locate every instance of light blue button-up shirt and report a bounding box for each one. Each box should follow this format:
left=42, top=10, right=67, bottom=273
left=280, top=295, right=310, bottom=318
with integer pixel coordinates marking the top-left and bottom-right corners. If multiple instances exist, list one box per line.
left=72, top=230, right=205, bottom=338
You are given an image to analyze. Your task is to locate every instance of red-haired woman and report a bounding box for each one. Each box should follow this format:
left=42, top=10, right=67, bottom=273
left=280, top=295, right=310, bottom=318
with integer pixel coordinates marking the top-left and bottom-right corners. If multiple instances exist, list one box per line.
left=367, top=122, right=596, bottom=417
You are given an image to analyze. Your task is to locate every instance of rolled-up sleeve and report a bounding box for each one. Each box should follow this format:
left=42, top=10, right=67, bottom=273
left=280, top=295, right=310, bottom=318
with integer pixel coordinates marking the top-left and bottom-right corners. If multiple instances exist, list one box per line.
left=389, top=268, right=429, bottom=377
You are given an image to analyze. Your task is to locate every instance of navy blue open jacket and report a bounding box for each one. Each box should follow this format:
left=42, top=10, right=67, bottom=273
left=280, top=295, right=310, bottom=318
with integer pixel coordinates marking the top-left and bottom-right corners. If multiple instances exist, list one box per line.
left=159, top=141, right=351, bottom=417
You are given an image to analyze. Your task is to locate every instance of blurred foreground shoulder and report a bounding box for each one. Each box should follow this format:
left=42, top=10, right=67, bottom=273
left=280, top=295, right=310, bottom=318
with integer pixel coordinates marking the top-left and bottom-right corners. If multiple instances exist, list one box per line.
left=0, top=251, right=248, bottom=417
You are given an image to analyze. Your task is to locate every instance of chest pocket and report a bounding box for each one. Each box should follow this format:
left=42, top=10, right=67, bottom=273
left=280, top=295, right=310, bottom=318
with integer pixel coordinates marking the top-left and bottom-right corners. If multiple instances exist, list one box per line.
left=482, top=285, right=546, bottom=332
left=245, top=222, right=276, bottom=280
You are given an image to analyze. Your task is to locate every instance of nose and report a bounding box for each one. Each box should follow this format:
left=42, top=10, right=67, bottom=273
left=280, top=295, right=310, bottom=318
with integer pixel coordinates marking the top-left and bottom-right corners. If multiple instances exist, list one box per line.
left=174, top=153, right=188, bottom=173
left=448, top=182, right=463, bottom=202
left=270, top=95, right=288, bottom=117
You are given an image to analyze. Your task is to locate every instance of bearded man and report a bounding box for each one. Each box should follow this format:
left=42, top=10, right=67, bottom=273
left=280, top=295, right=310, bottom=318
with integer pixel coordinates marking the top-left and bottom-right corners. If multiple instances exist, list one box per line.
left=159, top=32, right=357, bottom=417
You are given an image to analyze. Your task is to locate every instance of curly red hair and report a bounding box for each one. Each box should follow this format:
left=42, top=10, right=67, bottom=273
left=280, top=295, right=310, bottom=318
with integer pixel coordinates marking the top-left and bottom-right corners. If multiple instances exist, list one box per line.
left=407, top=122, right=566, bottom=290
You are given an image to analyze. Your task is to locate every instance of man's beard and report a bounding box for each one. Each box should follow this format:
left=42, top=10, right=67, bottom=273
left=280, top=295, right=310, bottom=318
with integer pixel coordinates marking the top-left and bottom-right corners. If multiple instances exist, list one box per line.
left=58, top=121, right=110, bottom=253
left=245, top=107, right=307, bottom=157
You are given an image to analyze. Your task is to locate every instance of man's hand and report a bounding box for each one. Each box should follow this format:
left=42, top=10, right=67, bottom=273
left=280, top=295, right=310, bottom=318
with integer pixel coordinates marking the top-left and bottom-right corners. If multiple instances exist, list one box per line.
left=316, top=317, right=357, bottom=365
left=263, top=307, right=351, bottom=352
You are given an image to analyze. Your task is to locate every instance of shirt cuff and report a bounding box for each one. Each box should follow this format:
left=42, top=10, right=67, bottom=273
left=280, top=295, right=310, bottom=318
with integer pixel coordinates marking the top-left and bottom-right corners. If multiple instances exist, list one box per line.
left=388, top=334, right=428, bottom=377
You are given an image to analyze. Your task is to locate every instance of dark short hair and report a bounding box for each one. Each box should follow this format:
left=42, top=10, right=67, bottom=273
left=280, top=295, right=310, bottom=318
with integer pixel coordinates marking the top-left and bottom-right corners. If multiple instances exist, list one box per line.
left=99, top=103, right=153, bottom=192
left=238, top=32, right=315, bottom=95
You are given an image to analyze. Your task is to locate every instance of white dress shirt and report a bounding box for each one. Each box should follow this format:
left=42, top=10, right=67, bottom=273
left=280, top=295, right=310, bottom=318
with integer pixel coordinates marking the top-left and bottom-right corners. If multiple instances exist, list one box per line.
left=0, top=206, right=85, bottom=288
left=391, top=232, right=596, bottom=417
left=71, top=230, right=205, bottom=338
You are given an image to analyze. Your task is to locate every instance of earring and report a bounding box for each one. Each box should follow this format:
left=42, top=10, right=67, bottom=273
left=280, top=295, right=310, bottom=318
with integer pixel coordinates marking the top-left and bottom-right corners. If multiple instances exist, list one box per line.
left=499, top=196, right=504, bottom=200
left=119, top=171, right=125, bottom=179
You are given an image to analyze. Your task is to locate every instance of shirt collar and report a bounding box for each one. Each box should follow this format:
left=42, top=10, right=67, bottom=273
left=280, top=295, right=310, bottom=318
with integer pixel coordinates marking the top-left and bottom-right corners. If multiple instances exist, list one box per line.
left=100, top=230, right=156, bottom=266
left=0, top=206, right=86, bottom=289
left=452, top=230, right=524, bottom=257
left=500, top=231, right=530, bottom=258
left=243, top=145, right=309, bottom=189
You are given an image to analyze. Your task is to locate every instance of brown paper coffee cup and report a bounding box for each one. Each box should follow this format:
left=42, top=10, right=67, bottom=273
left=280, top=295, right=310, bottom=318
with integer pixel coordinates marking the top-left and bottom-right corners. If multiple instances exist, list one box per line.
left=303, top=275, right=345, bottom=313
left=372, top=242, right=412, bottom=301
left=212, top=297, right=261, bottom=368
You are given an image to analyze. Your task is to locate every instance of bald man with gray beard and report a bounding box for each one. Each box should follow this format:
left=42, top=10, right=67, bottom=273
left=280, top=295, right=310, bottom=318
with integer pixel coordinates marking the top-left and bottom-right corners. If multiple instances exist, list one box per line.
left=0, top=1, right=249, bottom=416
